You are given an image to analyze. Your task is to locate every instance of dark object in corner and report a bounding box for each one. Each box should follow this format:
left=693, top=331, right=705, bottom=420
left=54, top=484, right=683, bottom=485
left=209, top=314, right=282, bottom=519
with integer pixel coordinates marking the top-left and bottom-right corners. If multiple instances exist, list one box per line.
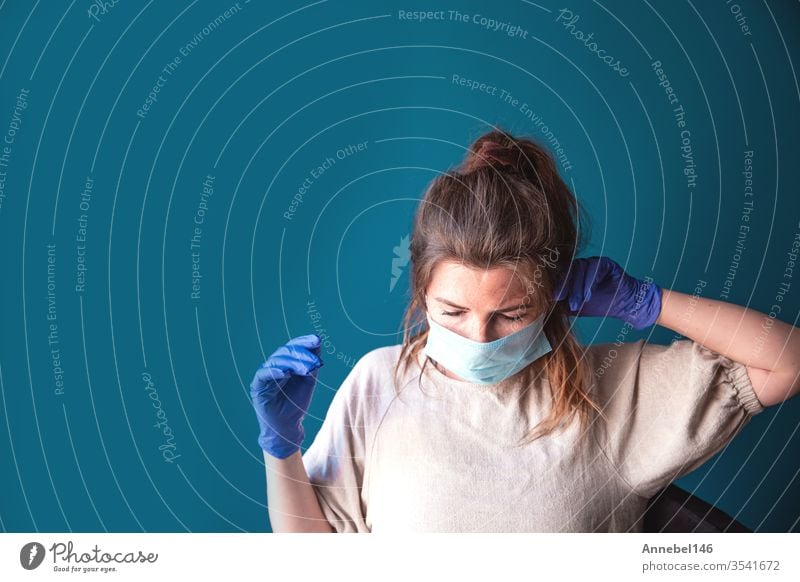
left=643, top=484, right=752, bottom=532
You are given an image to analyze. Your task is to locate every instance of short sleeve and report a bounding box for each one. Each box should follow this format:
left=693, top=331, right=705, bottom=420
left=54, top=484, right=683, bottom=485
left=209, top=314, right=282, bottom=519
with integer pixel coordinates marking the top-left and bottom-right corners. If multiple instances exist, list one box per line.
left=301, top=364, right=370, bottom=533
left=591, top=338, right=765, bottom=500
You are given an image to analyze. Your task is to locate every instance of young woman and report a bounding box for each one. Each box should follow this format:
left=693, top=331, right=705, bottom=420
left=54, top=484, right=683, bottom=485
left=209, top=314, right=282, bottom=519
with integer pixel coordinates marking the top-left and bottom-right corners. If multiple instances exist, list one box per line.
left=250, top=128, right=800, bottom=533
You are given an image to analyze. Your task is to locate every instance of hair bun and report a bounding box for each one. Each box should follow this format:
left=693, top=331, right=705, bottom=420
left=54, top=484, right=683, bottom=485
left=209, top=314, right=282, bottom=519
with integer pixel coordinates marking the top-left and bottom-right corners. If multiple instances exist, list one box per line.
left=463, top=129, right=520, bottom=173
left=460, top=128, right=553, bottom=192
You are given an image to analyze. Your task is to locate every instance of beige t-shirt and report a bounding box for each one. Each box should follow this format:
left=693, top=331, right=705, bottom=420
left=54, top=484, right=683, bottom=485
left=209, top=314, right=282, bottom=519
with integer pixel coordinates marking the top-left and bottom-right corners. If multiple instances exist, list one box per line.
left=301, top=338, right=765, bottom=532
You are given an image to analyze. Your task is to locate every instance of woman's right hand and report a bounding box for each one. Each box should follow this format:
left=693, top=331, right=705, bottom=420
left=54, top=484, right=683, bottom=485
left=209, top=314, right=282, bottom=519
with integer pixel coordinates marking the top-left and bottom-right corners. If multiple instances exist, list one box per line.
left=249, top=334, right=324, bottom=459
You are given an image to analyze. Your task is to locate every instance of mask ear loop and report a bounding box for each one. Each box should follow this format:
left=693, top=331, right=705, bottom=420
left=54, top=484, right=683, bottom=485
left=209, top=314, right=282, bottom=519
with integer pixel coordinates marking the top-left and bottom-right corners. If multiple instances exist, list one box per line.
left=417, top=298, right=444, bottom=398
left=420, top=302, right=458, bottom=382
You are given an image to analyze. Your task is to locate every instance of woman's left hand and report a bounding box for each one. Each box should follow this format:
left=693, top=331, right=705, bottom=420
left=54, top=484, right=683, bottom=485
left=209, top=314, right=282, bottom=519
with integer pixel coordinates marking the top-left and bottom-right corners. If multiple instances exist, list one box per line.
left=553, top=256, right=663, bottom=330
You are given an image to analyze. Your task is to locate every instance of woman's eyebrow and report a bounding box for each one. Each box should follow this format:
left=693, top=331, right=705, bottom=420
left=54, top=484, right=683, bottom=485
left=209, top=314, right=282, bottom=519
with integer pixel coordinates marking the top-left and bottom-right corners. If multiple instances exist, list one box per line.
left=433, top=297, right=528, bottom=312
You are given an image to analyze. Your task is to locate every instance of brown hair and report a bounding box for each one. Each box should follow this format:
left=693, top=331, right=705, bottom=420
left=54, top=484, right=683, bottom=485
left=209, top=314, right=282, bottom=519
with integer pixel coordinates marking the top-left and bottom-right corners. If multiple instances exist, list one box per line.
left=393, top=126, right=607, bottom=447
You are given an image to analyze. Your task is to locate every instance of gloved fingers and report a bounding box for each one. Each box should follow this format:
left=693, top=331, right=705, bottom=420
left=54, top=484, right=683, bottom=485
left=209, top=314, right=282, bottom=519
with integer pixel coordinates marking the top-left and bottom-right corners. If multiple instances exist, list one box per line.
left=250, top=365, right=291, bottom=396
left=585, top=256, right=604, bottom=284
left=251, top=358, right=311, bottom=393
left=596, top=256, right=622, bottom=285
left=267, top=345, right=324, bottom=370
left=268, top=336, right=322, bottom=362
left=565, top=260, right=594, bottom=311
left=553, top=258, right=588, bottom=302
left=251, top=344, right=323, bottom=394
left=284, top=334, right=322, bottom=352
left=552, top=267, right=571, bottom=301
left=268, top=353, right=322, bottom=376
left=554, top=256, right=636, bottom=317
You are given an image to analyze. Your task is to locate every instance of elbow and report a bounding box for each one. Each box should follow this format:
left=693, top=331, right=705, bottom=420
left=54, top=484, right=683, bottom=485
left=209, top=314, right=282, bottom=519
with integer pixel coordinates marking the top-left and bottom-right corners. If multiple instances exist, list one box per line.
left=747, top=365, right=800, bottom=407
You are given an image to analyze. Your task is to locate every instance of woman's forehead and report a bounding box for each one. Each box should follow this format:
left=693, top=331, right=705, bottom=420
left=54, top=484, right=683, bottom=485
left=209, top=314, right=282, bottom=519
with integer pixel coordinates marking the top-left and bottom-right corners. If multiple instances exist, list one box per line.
left=426, top=261, right=547, bottom=308
left=429, top=260, right=524, bottom=286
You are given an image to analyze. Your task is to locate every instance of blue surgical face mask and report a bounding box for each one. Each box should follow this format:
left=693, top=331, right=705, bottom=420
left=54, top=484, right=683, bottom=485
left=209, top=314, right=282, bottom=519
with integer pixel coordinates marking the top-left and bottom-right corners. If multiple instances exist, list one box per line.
left=422, top=309, right=552, bottom=385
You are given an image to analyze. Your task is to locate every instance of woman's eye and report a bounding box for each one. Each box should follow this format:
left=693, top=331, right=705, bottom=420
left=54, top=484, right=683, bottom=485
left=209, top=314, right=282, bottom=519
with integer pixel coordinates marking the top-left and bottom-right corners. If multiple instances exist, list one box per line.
left=440, top=311, right=524, bottom=321
left=500, top=313, right=524, bottom=322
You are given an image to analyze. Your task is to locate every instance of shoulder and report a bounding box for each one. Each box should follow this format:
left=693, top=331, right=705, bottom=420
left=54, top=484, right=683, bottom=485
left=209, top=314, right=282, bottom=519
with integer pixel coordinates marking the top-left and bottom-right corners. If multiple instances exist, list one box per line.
left=582, top=338, right=685, bottom=404
left=333, top=343, right=407, bottom=412
left=358, top=343, right=405, bottom=369
left=583, top=339, right=648, bottom=379
left=344, top=343, right=405, bottom=385
left=582, top=337, right=713, bottom=373
left=583, top=337, right=758, bottom=403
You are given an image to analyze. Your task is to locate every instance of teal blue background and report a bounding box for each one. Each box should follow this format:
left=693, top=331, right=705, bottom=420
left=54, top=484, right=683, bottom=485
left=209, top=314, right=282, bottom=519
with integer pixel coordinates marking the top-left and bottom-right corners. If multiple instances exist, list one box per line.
left=0, top=0, right=798, bottom=532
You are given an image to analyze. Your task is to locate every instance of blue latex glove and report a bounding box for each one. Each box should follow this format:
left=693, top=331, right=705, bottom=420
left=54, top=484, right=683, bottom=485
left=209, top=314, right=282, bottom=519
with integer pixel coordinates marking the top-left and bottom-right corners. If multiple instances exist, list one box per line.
left=249, top=334, right=324, bottom=459
left=553, top=256, right=663, bottom=330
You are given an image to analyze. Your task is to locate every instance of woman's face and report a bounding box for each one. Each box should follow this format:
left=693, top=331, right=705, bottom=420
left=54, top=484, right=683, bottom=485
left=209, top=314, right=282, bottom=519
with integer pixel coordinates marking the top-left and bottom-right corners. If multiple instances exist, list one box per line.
left=425, top=259, right=542, bottom=343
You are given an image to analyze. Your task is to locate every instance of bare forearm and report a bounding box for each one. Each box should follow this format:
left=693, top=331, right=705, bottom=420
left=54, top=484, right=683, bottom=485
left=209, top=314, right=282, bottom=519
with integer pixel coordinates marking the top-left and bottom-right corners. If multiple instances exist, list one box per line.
left=264, top=450, right=334, bottom=533
left=655, top=288, right=800, bottom=372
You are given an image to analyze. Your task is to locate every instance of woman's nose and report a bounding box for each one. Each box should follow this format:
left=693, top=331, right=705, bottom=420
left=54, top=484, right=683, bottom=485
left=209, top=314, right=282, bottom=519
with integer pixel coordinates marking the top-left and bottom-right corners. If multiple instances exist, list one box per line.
left=466, top=317, right=494, bottom=343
